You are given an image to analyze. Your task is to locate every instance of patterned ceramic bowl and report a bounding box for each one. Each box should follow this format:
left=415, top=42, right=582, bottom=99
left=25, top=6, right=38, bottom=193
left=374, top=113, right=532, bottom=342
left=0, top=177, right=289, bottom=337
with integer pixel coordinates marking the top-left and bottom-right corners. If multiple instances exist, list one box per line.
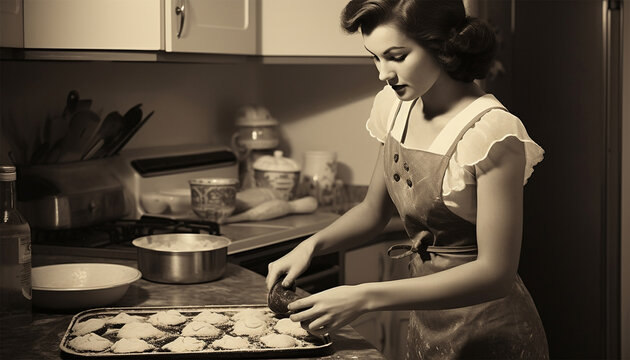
left=189, top=178, right=239, bottom=224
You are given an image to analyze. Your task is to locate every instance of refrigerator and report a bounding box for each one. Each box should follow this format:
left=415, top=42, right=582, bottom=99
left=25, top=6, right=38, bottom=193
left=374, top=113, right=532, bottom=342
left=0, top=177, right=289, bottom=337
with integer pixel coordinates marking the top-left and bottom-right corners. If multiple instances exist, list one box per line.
left=473, top=0, right=624, bottom=358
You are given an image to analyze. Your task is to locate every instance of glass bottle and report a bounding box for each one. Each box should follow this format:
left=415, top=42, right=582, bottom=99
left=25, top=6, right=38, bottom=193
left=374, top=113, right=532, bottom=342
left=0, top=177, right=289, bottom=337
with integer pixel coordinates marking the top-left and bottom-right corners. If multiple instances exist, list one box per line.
left=0, top=165, right=32, bottom=322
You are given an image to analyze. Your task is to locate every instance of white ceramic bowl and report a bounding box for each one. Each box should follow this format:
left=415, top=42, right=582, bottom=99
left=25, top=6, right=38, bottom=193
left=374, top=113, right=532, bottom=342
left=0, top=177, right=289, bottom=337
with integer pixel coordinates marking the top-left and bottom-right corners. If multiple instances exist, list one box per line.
left=32, top=263, right=141, bottom=310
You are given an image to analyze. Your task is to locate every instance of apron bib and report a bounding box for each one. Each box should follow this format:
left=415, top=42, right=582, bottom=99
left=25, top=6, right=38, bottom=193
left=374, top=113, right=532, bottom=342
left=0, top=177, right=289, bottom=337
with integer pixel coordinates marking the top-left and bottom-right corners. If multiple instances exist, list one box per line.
left=383, top=97, right=549, bottom=360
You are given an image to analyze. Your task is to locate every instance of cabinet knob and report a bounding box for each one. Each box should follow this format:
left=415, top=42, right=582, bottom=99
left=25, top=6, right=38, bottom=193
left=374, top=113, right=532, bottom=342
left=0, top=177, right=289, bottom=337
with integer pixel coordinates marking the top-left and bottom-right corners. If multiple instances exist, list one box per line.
left=175, top=1, right=186, bottom=38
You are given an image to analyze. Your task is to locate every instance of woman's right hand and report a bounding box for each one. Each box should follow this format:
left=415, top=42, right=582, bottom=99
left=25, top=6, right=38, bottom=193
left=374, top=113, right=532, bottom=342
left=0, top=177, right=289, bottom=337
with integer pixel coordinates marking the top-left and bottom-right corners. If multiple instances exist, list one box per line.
left=266, top=240, right=315, bottom=291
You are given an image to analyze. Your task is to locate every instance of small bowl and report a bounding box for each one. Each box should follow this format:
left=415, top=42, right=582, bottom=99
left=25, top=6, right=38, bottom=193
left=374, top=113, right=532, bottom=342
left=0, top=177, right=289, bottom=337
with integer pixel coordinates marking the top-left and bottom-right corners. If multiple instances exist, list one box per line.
left=189, top=178, right=238, bottom=224
left=140, top=192, right=169, bottom=214
left=133, top=234, right=231, bottom=284
left=32, top=263, right=141, bottom=310
left=158, top=188, right=191, bottom=214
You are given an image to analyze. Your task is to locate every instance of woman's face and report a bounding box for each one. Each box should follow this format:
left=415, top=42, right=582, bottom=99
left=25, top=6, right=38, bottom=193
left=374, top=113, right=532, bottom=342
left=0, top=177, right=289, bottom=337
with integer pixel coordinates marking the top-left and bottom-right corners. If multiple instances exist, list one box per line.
left=363, top=23, right=442, bottom=101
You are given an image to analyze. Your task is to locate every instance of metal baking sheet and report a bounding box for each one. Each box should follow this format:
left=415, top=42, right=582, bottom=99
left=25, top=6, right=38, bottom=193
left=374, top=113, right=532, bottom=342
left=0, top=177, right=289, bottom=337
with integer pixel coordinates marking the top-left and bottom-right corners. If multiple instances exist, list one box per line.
left=59, top=304, right=332, bottom=358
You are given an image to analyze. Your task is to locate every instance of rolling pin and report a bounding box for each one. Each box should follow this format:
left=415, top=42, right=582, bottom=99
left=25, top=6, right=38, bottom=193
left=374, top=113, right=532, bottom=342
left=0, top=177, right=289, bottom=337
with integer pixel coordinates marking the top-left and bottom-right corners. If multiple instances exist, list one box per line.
left=224, top=196, right=318, bottom=223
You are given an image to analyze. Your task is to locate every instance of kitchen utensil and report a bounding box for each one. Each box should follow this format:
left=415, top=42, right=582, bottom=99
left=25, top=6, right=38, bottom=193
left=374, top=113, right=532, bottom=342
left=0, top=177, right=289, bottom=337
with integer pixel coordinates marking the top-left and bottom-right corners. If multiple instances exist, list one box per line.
left=189, top=178, right=239, bottom=224
left=56, top=109, right=101, bottom=163
left=235, top=187, right=282, bottom=213
left=224, top=196, right=318, bottom=223
left=59, top=305, right=331, bottom=357
left=268, top=276, right=302, bottom=316
left=132, top=233, right=231, bottom=284
left=232, top=105, right=280, bottom=151
left=108, top=110, right=154, bottom=156
left=87, top=111, right=126, bottom=159
left=31, top=263, right=141, bottom=310
left=253, top=150, right=301, bottom=200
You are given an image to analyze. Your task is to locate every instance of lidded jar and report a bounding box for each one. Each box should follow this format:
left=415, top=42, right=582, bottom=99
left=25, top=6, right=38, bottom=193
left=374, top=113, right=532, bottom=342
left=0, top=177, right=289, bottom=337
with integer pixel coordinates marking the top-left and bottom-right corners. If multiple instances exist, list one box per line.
left=252, top=150, right=300, bottom=200
left=233, top=106, right=279, bottom=150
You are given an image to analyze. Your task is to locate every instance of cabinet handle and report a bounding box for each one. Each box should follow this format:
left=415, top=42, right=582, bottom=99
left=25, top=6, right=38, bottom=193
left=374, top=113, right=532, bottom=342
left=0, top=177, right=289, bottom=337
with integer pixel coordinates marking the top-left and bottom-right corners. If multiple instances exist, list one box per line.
left=175, top=0, right=186, bottom=38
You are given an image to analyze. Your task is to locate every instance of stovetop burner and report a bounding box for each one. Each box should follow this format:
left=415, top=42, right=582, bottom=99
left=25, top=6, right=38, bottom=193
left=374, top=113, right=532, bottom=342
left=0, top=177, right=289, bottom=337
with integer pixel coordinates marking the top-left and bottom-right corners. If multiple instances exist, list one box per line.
left=32, top=216, right=221, bottom=249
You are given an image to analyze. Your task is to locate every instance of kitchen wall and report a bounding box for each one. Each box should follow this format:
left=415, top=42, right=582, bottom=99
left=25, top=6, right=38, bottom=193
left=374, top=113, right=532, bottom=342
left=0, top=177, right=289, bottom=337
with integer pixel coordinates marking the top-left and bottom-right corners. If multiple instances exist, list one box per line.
left=0, top=60, right=383, bottom=185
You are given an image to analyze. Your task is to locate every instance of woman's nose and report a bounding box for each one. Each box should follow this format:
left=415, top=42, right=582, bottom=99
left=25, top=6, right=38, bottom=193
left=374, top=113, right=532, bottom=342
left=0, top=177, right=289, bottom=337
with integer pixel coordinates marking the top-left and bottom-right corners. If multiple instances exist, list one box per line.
left=378, top=64, right=395, bottom=82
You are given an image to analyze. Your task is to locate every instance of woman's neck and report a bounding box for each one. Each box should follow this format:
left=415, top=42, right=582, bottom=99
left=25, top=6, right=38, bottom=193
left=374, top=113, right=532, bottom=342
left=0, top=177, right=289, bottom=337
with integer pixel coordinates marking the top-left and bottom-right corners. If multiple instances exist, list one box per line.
left=421, top=71, right=485, bottom=120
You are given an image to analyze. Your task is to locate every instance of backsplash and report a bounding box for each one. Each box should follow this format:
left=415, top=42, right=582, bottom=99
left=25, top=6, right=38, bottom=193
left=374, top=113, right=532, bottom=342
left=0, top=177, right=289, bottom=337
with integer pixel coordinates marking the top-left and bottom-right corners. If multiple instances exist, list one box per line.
left=0, top=60, right=383, bottom=185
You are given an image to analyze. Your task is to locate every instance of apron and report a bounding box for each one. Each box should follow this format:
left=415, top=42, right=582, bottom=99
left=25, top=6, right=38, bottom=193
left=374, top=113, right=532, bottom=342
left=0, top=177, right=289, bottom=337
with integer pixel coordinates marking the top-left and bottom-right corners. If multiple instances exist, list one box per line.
left=383, top=97, right=549, bottom=360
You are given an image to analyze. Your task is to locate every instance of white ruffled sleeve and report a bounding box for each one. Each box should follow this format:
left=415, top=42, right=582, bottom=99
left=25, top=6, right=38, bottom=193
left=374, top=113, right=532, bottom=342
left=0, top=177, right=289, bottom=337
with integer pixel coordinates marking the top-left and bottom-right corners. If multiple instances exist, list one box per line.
left=452, top=109, right=544, bottom=185
left=366, top=85, right=398, bottom=143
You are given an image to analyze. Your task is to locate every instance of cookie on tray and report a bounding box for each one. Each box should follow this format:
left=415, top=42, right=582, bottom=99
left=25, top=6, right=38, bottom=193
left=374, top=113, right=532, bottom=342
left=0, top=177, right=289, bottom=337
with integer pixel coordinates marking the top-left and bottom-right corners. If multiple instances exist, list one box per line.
left=162, top=336, right=206, bottom=352
left=72, top=318, right=106, bottom=336
left=260, top=333, right=299, bottom=348
left=110, top=338, right=155, bottom=353
left=106, top=312, right=145, bottom=325
left=117, top=322, right=165, bottom=339
left=231, top=308, right=272, bottom=322
left=232, top=317, right=269, bottom=337
left=148, top=310, right=187, bottom=326
left=192, top=310, right=230, bottom=325
left=181, top=321, right=222, bottom=337
left=68, top=333, right=113, bottom=352
left=211, top=335, right=251, bottom=350
left=274, top=318, right=309, bottom=337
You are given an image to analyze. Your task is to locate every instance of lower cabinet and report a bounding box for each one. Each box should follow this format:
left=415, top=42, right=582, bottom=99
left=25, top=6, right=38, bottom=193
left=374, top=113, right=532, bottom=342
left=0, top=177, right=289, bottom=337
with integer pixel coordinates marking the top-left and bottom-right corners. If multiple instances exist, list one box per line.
left=343, top=233, right=410, bottom=360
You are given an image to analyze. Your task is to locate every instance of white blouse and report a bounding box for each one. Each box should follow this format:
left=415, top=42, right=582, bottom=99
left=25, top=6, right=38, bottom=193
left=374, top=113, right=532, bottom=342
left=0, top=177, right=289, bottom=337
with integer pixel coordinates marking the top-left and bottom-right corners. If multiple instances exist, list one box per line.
left=366, top=85, right=544, bottom=223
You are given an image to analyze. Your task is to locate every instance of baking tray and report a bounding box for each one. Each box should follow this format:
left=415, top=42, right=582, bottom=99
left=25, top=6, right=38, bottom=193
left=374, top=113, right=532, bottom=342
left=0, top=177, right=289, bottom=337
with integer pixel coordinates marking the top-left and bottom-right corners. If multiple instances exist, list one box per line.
left=59, top=304, right=332, bottom=358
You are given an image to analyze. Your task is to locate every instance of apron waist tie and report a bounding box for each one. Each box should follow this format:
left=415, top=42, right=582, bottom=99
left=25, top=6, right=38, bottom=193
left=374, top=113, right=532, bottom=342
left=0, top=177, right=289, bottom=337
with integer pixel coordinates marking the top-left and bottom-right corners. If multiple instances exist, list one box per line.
left=387, top=243, right=478, bottom=260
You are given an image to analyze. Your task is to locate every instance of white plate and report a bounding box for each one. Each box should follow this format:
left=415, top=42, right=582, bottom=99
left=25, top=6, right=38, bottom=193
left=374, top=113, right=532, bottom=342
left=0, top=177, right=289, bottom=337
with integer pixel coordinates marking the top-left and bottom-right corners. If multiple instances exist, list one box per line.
left=32, top=263, right=141, bottom=310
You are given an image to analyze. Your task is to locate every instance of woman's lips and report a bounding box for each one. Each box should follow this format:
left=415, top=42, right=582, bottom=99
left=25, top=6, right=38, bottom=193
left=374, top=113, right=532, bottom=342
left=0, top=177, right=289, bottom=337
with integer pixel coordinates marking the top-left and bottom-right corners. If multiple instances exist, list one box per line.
left=391, top=84, right=407, bottom=93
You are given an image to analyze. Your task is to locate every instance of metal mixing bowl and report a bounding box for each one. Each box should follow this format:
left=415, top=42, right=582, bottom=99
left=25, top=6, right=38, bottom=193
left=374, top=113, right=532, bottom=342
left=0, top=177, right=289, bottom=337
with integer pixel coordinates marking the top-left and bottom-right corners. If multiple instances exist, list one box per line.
left=132, top=233, right=231, bottom=284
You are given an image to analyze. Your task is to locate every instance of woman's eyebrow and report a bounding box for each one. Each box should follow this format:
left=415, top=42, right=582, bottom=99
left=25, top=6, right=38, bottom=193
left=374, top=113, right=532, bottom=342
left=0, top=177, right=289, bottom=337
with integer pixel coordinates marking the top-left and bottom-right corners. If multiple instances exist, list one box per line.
left=364, top=46, right=407, bottom=55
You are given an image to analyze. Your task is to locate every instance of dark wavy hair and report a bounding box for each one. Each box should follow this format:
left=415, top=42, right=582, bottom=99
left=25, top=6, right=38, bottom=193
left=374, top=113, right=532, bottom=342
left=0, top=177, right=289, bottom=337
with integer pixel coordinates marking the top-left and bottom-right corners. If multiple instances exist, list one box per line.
left=341, top=0, right=496, bottom=82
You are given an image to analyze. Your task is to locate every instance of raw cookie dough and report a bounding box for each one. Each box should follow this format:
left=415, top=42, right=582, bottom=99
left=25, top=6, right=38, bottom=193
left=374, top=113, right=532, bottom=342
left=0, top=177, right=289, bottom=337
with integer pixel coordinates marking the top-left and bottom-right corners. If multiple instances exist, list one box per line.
left=72, top=318, right=106, bottom=336
left=211, top=335, right=250, bottom=350
left=274, top=318, right=309, bottom=337
left=260, top=333, right=298, bottom=348
left=148, top=310, right=187, bottom=326
left=106, top=313, right=144, bottom=325
left=232, top=317, right=268, bottom=337
left=117, top=322, right=165, bottom=339
left=68, top=333, right=113, bottom=352
left=162, top=337, right=206, bottom=352
left=192, top=310, right=230, bottom=325
left=111, top=338, right=154, bottom=353
left=181, top=321, right=222, bottom=337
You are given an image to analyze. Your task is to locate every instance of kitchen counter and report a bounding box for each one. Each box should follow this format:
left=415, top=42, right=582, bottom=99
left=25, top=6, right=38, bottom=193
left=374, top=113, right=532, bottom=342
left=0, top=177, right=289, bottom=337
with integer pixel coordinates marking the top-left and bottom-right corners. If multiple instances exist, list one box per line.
left=0, top=254, right=386, bottom=360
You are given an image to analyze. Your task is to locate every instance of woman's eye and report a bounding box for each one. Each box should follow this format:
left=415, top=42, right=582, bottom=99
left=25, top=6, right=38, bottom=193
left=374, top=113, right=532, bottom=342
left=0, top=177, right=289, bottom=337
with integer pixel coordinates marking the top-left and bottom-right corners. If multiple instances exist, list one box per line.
left=391, top=54, right=407, bottom=62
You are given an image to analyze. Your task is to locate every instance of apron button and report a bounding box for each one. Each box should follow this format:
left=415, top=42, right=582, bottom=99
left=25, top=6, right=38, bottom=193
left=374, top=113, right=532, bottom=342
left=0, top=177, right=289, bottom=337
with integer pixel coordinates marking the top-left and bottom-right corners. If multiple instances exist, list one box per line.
left=394, top=154, right=399, bottom=163
left=407, top=179, right=413, bottom=187
left=403, top=163, right=409, bottom=171
left=394, top=174, right=401, bottom=182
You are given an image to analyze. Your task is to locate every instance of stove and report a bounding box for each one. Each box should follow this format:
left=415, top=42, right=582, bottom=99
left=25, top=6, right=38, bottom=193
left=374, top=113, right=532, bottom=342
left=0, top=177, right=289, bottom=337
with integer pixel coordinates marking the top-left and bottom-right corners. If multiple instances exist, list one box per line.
left=32, top=216, right=220, bottom=250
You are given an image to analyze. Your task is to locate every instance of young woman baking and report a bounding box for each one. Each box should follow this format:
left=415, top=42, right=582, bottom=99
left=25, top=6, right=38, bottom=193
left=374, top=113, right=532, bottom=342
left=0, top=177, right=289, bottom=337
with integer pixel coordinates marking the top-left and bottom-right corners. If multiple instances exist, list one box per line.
left=266, top=0, right=549, bottom=358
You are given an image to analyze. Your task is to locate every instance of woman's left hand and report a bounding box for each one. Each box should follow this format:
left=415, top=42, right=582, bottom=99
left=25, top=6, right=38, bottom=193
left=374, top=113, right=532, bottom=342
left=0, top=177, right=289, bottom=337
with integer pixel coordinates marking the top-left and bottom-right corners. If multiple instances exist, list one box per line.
left=288, top=285, right=368, bottom=335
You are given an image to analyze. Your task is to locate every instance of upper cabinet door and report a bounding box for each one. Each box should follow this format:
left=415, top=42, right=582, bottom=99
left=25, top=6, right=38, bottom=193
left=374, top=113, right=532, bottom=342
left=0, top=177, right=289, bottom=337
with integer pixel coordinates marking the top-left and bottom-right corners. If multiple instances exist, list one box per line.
left=259, top=0, right=367, bottom=57
left=165, top=0, right=256, bottom=54
left=23, top=0, right=162, bottom=50
left=1, top=0, right=23, bottom=48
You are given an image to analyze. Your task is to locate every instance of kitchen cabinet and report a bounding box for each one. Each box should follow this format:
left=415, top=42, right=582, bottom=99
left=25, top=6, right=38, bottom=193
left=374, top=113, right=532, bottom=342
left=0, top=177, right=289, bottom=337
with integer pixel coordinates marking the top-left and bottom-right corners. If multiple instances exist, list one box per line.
left=344, top=233, right=410, bottom=360
left=259, top=0, right=367, bottom=57
left=23, top=0, right=162, bottom=50
left=0, top=0, right=23, bottom=47
left=165, top=0, right=256, bottom=55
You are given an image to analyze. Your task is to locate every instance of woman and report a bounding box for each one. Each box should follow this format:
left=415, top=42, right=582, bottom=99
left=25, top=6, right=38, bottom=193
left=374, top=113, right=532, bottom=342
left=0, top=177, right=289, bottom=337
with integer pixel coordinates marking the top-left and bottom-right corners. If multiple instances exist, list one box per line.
left=266, top=1, right=549, bottom=358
